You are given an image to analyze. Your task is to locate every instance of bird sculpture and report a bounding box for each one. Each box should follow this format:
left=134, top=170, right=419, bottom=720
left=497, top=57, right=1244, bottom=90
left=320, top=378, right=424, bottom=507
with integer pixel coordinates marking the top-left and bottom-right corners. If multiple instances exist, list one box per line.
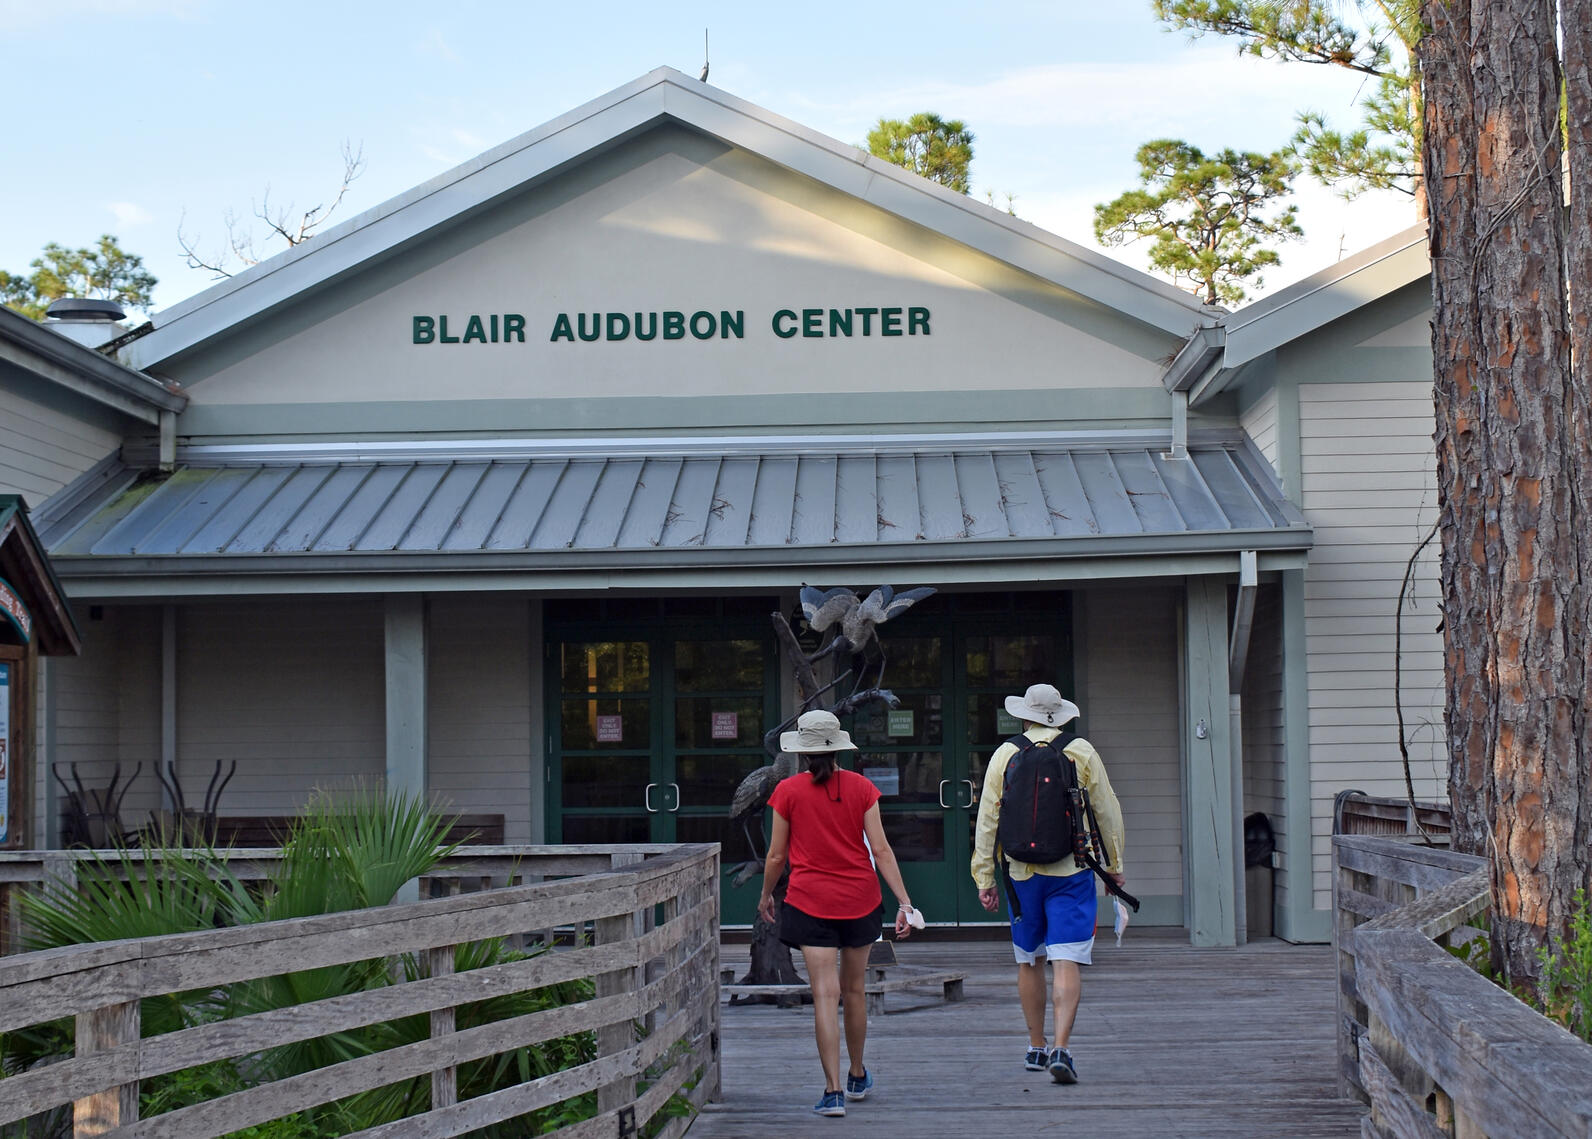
left=726, top=751, right=799, bottom=885
left=799, top=583, right=936, bottom=693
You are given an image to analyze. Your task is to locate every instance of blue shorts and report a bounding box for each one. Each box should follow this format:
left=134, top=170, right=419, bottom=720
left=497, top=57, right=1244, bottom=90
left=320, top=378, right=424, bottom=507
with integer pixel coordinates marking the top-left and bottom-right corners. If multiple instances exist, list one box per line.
left=1008, top=870, right=1096, bottom=965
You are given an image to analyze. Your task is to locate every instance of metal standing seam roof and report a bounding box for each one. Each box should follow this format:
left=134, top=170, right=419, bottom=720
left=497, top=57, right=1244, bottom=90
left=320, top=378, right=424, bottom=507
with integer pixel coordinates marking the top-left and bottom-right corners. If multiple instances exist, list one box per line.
left=38, top=434, right=1310, bottom=573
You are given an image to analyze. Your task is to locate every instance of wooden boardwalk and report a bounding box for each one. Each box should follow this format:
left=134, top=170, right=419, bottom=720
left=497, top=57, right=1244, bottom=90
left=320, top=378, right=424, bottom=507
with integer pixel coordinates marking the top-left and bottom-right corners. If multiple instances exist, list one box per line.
left=689, top=932, right=1365, bottom=1138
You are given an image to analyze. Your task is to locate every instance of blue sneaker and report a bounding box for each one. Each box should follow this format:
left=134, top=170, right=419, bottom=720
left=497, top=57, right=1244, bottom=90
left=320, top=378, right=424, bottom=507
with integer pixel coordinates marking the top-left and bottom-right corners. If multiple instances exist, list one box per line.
left=844, top=1068, right=874, bottom=1100
left=1048, top=1046, right=1078, bottom=1084
left=813, top=1090, right=846, bottom=1116
left=1024, top=1046, right=1048, bottom=1071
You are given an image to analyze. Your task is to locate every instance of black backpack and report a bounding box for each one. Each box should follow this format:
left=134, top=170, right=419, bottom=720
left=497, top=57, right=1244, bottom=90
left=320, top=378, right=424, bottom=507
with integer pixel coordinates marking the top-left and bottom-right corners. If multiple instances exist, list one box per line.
left=996, top=733, right=1140, bottom=912
left=997, top=732, right=1086, bottom=865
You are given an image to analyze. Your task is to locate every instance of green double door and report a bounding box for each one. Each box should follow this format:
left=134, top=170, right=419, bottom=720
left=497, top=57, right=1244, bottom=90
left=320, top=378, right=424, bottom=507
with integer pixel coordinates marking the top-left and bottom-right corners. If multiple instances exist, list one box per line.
left=546, top=614, right=778, bottom=926
left=546, top=594, right=1070, bottom=927
left=841, top=607, right=1072, bottom=925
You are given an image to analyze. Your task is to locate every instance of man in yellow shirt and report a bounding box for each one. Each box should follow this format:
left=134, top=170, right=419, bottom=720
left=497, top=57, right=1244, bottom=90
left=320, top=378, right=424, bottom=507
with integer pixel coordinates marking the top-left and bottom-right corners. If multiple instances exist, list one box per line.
left=971, top=683, right=1126, bottom=1085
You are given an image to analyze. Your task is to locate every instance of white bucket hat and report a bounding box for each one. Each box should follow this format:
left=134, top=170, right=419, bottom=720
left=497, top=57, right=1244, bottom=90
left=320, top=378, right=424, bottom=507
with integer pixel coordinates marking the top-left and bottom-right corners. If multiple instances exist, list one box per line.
left=1004, top=683, right=1080, bottom=728
left=779, top=709, right=857, bottom=754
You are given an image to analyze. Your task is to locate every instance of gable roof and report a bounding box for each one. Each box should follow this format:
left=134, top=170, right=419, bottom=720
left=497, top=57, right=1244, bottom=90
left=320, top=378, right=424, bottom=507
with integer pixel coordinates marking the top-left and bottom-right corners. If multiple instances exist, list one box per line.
left=0, top=305, right=186, bottom=425
left=1164, top=225, right=1431, bottom=406
left=128, top=68, right=1214, bottom=373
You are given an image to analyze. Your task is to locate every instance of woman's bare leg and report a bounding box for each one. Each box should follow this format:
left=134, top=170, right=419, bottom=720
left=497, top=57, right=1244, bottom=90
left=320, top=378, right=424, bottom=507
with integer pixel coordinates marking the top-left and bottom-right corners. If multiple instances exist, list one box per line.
left=801, top=945, right=842, bottom=1091
left=839, top=943, right=872, bottom=1077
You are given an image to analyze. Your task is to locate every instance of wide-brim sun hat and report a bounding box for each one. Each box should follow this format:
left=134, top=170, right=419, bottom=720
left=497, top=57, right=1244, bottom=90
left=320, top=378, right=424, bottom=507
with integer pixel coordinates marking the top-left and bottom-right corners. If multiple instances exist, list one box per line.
left=779, top=709, right=857, bottom=753
left=1004, top=683, right=1080, bottom=728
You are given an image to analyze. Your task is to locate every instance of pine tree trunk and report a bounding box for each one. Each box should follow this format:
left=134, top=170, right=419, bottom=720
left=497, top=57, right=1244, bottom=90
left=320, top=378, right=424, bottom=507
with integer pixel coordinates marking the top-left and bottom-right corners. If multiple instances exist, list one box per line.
left=1419, top=0, right=1591, bottom=987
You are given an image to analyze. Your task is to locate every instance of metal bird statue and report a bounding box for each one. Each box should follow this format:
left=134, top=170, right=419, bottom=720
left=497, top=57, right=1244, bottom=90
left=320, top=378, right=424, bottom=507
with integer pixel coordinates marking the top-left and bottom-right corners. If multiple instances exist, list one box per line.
left=726, top=751, right=799, bottom=885
left=800, top=583, right=936, bottom=694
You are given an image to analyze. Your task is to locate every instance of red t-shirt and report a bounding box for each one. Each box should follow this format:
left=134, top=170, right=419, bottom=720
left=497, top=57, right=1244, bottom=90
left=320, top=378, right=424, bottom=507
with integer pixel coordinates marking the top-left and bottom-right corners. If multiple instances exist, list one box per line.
left=768, top=767, right=883, bottom=919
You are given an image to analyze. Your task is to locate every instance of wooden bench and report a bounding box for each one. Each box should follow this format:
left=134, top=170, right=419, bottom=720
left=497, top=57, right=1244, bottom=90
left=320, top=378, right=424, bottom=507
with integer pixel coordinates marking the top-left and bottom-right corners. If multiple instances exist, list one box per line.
left=721, top=965, right=967, bottom=1014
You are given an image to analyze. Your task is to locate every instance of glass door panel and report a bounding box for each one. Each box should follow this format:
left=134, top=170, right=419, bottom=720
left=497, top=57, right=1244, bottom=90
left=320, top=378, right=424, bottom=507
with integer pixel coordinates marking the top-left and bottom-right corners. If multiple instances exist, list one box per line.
left=554, top=641, right=652, bottom=845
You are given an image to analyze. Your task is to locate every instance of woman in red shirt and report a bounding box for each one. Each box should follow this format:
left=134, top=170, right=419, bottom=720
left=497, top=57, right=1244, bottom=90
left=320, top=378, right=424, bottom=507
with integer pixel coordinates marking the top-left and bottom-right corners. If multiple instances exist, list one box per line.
left=757, top=709, right=915, bottom=1118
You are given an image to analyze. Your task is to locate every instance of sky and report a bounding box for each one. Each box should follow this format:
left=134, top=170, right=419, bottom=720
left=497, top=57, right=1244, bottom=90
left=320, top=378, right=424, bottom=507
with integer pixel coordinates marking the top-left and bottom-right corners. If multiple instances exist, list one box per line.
left=1, top=0, right=1418, bottom=314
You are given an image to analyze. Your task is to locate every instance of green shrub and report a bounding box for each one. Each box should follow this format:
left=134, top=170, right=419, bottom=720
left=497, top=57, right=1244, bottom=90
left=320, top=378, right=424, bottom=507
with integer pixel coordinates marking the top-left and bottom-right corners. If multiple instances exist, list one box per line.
left=1538, top=888, right=1592, bottom=1043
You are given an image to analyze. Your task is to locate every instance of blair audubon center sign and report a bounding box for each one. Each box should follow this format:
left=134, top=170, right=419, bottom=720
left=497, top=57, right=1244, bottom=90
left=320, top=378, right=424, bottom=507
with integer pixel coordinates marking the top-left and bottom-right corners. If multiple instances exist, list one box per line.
left=412, top=305, right=933, bottom=345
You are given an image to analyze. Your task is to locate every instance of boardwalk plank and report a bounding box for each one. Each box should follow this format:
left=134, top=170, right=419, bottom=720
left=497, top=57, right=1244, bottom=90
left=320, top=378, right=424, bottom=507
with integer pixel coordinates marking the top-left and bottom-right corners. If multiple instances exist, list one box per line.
left=688, top=934, right=1365, bottom=1138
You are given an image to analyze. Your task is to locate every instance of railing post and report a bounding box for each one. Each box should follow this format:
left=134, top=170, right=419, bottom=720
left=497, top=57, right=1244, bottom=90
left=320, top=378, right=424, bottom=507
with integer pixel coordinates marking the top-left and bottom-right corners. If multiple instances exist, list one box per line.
left=595, top=851, right=645, bottom=1117
left=429, top=944, right=457, bottom=1110
left=74, top=1000, right=139, bottom=1135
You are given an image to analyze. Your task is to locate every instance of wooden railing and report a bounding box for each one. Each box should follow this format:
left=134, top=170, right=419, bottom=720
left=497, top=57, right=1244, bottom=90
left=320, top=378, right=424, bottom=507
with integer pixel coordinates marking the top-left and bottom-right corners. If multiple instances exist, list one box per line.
left=0, top=843, right=721, bottom=1138
left=1334, top=790, right=1452, bottom=843
left=1335, top=834, right=1592, bottom=1137
left=0, top=845, right=683, bottom=956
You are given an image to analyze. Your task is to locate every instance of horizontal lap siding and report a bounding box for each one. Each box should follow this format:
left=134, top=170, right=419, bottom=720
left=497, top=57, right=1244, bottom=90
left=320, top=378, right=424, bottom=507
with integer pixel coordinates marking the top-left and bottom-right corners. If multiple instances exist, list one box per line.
left=1300, top=380, right=1445, bottom=909
left=178, top=601, right=385, bottom=815
left=1241, top=386, right=1280, bottom=473
left=43, top=608, right=162, bottom=839
left=1083, top=586, right=1183, bottom=903
left=427, top=597, right=532, bottom=843
left=1242, top=583, right=1286, bottom=911
left=0, top=390, right=120, bottom=502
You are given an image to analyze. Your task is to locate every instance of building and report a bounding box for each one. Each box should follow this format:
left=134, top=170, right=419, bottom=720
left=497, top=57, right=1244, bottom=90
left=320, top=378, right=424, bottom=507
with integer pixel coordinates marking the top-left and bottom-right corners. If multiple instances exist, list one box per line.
left=0, top=69, right=1443, bottom=944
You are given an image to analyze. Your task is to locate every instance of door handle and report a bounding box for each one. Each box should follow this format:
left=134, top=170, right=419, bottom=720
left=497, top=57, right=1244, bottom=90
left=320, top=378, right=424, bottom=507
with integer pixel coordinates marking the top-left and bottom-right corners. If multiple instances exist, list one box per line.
left=667, top=782, right=681, bottom=812
left=938, top=779, right=951, bottom=809
left=644, top=782, right=659, bottom=813
left=961, top=779, right=976, bottom=809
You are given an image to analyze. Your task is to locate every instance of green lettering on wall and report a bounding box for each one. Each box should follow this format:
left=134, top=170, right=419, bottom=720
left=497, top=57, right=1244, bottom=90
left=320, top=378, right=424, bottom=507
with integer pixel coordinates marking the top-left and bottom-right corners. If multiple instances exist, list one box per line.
left=881, top=307, right=903, bottom=336
left=577, top=313, right=601, bottom=342
left=720, top=310, right=744, bottom=338
left=690, top=311, right=716, bottom=339
left=829, top=309, right=852, bottom=337
left=490, top=315, right=499, bottom=342
left=854, top=307, right=878, bottom=335
left=607, top=313, right=631, bottom=340
left=505, top=314, right=526, bottom=342
left=802, top=308, right=822, bottom=337
left=663, top=311, right=685, bottom=340
left=413, top=316, right=435, bottom=344
left=463, top=315, right=488, bottom=343
left=909, top=307, right=930, bottom=335
left=635, top=312, right=658, bottom=340
left=550, top=314, right=574, bottom=342
left=438, top=315, right=460, bottom=343
left=772, top=310, right=797, bottom=338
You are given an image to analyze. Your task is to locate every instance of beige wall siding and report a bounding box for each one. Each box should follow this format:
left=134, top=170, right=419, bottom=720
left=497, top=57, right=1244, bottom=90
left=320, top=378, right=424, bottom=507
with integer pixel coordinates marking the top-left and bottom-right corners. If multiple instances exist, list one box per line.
left=42, top=608, right=162, bottom=839
left=1241, top=582, right=1286, bottom=911
left=1082, top=584, right=1183, bottom=904
left=177, top=600, right=385, bottom=816
left=427, top=596, right=532, bottom=843
left=0, top=389, right=120, bottom=503
left=1300, top=379, right=1445, bottom=908
left=1241, top=386, right=1280, bottom=473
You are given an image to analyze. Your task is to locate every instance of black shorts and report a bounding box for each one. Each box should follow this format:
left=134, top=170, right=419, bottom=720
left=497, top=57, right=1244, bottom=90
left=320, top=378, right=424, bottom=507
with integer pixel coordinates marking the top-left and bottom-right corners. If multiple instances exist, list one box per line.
left=778, top=901, right=885, bottom=949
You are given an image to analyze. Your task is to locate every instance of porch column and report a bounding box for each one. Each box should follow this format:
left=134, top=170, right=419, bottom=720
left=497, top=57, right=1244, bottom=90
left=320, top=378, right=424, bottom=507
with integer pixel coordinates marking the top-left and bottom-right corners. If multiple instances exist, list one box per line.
left=384, top=595, right=428, bottom=805
left=1185, top=575, right=1236, bottom=946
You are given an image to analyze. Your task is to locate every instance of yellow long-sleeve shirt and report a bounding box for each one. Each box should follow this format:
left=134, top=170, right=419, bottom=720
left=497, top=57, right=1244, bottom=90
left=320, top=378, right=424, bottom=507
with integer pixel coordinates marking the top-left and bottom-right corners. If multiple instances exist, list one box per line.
left=970, top=724, right=1126, bottom=891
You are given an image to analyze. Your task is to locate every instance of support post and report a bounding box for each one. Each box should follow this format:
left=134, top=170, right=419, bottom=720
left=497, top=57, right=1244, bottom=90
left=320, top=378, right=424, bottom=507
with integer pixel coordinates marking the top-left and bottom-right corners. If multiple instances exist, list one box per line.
left=429, top=945, right=457, bottom=1110
left=74, top=1001, right=139, bottom=1135
left=161, top=606, right=177, bottom=814
left=1185, top=575, right=1236, bottom=946
left=385, top=595, right=427, bottom=903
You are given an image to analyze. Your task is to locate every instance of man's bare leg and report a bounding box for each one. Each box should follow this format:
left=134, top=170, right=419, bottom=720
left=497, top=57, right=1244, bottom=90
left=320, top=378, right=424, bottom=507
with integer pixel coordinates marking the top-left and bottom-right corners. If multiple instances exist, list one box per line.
left=1051, top=959, right=1082, bottom=1047
left=1017, top=960, right=1048, bottom=1048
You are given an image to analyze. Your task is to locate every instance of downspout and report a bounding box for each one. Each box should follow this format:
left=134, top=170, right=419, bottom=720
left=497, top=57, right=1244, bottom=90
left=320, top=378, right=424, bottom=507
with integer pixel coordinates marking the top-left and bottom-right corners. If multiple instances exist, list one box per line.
left=1228, top=550, right=1258, bottom=943
left=159, top=410, right=177, bottom=472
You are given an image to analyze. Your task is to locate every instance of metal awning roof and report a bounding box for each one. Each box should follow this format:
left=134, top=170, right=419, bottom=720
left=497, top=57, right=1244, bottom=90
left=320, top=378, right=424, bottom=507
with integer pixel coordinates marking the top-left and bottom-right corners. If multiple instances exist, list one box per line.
left=37, top=432, right=1310, bottom=590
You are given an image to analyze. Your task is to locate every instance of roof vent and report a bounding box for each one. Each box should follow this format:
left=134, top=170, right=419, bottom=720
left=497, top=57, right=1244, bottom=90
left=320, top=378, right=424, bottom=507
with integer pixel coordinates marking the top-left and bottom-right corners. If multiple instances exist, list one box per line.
left=44, top=297, right=127, bottom=349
